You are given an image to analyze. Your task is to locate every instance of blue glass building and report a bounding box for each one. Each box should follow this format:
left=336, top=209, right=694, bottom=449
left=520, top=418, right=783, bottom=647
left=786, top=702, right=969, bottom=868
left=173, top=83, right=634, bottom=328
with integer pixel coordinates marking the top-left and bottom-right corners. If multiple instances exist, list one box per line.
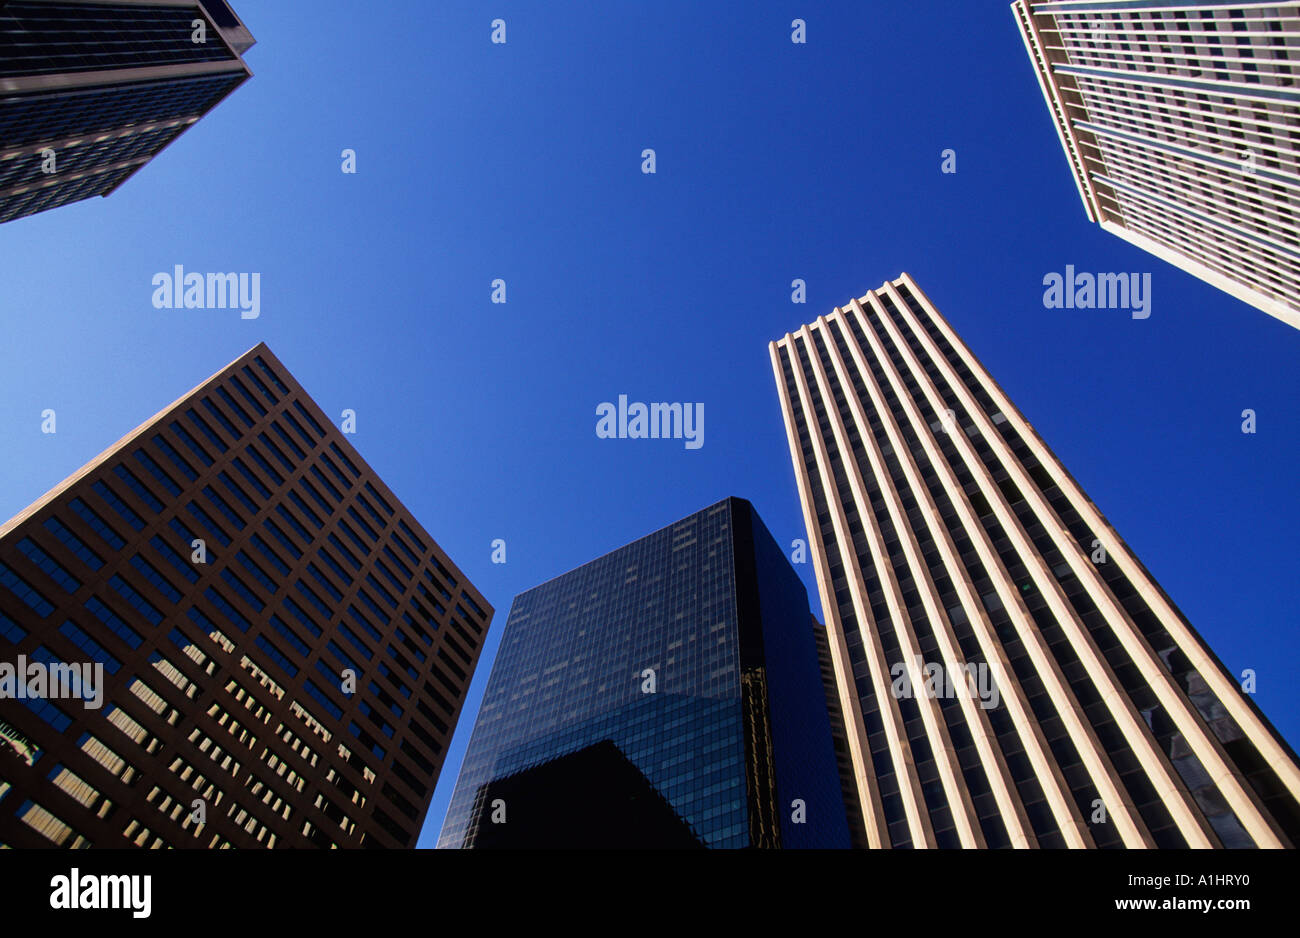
left=438, top=497, right=850, bottom=849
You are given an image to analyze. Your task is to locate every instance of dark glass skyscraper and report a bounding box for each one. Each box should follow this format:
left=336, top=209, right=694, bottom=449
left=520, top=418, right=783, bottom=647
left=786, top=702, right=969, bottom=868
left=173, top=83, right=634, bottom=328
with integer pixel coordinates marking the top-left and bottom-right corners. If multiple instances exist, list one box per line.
left=0, top=0, right=255, bottom=224
left=438, top=497, right=849, bottom=849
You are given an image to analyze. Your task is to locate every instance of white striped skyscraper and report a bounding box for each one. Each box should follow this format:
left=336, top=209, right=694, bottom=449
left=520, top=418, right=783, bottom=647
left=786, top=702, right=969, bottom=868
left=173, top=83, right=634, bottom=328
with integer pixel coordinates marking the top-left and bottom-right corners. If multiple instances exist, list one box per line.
left=770, top=274, right=1300, bottom=848
left=1013, top=0, right=1300, bottom=330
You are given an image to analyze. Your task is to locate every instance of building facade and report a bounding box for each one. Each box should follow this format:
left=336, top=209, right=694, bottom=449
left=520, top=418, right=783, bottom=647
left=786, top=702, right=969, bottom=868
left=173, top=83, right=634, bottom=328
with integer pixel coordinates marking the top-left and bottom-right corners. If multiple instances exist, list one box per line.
left=0, top=343, right=492, bottom=848
left=770, top=274, right=1300, bottom=848
left=1012, top=0, right=1300, bottom=330
left=438, top=497, right=850, bottom=849
left=0, top=0, right=255, bottom=224
left=813, top=615, right=868, bottom=848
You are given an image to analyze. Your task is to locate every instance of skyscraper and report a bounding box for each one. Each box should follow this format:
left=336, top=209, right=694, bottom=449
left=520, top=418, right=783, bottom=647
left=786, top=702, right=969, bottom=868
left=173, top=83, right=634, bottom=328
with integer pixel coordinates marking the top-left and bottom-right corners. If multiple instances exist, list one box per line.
left=0, top=343, right=492, bottom=848
left=438, top=497, right=850, bottom=849
left=1012, top=0, right=1300, bottom=330
left=0, top=0, right=255, bottom=224
left=813, top=615, right=868, bottom=848
left=770, top=273, right=1300, bottom=848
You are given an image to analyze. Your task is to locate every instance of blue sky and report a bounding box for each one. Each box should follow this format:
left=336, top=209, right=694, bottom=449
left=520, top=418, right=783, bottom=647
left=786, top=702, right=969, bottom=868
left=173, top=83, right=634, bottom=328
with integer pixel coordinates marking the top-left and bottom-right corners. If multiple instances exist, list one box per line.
left=0, top=1, right=1296, bottom=848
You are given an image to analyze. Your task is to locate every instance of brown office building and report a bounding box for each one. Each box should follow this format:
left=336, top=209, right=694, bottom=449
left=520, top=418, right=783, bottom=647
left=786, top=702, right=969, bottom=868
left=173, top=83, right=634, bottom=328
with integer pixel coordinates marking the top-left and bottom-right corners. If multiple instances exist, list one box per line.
left=771, top=274, right=1300, bottom=848
left=0, top=0, right=256, bottom=224
left=0, top=344, right=493, bottom=848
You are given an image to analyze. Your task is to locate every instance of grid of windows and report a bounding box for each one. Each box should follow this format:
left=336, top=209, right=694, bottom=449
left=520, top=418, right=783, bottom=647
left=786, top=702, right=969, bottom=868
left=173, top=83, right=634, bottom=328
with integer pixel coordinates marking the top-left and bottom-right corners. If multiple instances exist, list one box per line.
left=84, top=596, right=144, bottom=649
left=42, top=516, right=105, bottom=571
left=0, top=161, right=129, bottom=223
left=93, top=480, right=145, bottom=530
left=108, top=574, right=163, bottom=625
left=0, top=344, right=492, bottom=850
left=68, top=498, right=124, bottom=550
left=113, top=463, right=164, bottom=513
left=1014, top=0, right=1300, bottom=326
left=0, top=70, right=245, bottom=163
left=15, top=537, right=81, bottom=593
left=0, top=3, right=236, bottom=78
left=59, top=620, right=122, bottom=674
left=0, top=559, right=54, bottom=616
left=439, top=498, right=847, bottom=849
left=129, top=553, right=180, bottom=603
left=133, top=450, right=181, bottom=497
left=0, top=611, right=28, bottom=644
left=151, top=534, right=199, bottom=583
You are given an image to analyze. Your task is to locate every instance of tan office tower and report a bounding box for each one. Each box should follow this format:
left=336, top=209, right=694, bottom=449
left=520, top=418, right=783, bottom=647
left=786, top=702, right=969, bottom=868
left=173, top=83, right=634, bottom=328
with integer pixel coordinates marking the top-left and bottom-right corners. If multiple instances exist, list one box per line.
left=1012, top=0, right=1300, bottom=330
left=770, top=275, right=1300, bottom=848
left=0, top=344, right=492, bottom=848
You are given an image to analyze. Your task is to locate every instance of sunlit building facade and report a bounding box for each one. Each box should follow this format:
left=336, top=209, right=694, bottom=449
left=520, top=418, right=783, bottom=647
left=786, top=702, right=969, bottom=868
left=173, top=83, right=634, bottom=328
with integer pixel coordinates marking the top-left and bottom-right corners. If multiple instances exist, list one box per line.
left=1013, top=0, right=1300, bottom=329
left=771, top=274, right=1300, bottom=848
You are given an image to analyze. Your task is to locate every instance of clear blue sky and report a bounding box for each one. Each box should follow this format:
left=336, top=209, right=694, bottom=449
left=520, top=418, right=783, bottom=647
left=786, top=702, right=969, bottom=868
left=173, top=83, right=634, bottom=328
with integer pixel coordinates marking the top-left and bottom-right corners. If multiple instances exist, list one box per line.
left=0, top=1, right=1295, bottom=848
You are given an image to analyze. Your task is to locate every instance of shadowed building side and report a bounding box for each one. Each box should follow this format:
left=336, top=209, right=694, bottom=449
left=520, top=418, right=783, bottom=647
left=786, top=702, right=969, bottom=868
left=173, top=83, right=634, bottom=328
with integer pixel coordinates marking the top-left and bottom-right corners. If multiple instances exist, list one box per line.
left=467, top=740, right=706, bottom=849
